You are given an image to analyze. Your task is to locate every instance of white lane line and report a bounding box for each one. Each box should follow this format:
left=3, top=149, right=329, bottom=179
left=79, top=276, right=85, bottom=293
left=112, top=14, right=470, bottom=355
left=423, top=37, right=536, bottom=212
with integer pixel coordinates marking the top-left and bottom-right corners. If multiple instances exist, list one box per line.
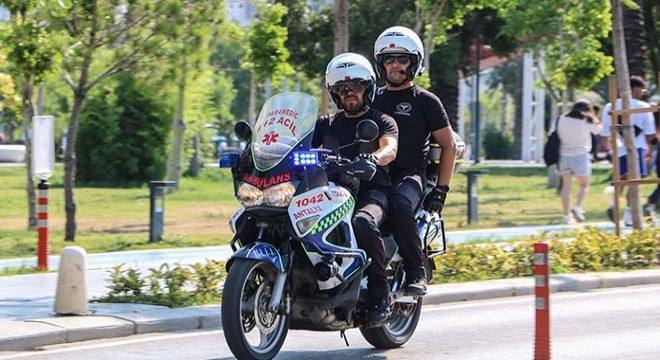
left=0, top=330, right=224, bottom=359
left=422, top=284, right=660, bottom=313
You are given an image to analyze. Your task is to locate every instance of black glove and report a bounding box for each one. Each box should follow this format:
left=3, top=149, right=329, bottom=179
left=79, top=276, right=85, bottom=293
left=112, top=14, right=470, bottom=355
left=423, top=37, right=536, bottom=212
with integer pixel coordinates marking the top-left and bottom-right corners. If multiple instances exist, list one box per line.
left=423, top=187, right=448, bottom=213
left=355, top=152, right=378, bottom=166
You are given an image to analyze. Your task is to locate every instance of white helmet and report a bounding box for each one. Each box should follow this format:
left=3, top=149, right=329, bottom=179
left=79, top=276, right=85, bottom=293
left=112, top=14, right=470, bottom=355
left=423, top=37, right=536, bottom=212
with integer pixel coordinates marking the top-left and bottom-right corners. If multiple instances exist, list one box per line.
left=325, top=53, right=376, bottom=109
left=373, top=26, right=425, bottom=81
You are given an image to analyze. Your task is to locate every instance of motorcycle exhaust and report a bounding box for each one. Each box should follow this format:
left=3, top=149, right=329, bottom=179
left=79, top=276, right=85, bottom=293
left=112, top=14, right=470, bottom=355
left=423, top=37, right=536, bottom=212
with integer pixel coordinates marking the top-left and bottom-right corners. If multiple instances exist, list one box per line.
left=314, top=260, right=340, bottom=281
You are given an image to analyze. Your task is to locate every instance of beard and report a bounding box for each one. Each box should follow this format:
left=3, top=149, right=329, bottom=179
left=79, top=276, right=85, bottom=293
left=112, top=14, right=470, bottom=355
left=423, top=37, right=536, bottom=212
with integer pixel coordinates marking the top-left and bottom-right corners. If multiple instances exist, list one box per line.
left=343, top=101, right=364, bottom=115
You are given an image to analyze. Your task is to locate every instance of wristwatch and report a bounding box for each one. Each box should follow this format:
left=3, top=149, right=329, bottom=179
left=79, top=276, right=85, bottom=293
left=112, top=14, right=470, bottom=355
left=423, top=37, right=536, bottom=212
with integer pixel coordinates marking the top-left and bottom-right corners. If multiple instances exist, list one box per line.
left=436, top=185, right=450, bottom=193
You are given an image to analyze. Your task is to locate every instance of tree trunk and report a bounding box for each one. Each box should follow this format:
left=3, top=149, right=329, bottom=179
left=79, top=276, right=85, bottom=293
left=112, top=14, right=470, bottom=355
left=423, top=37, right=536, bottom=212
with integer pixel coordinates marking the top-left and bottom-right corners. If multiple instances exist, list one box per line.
left=612, top=0, right=643, bottom=229
left=166, top=73, right=187, bottom=185
left=188, top=131, right=200, bottom=178
left=64, top=91, right=86, bottom=241
left=320, top=79, right=330, bottom=115
left=642, top=0, right=659, bottom=84
left=21, top=78, right=37, bottom=230
left=623, top=0, right=647, bottom=78
left=423, top=0, right=448, bottom=77
left=248, top=72, right=257, bottom=125
left=333, top=0, right=349, bottom=55
left=512, top=56, right=523, bottom=159
left=500, top=86, right=508, bottom=132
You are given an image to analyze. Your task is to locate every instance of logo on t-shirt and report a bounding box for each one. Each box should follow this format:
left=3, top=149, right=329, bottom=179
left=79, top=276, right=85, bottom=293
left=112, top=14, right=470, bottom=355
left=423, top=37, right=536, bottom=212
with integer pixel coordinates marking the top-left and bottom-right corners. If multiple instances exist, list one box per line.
left=395, top=102, right=412, bottom=116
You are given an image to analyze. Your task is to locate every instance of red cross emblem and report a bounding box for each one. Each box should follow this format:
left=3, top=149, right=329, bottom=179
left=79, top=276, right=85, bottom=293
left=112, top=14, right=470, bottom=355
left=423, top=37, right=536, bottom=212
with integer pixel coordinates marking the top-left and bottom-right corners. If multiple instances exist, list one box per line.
left=262, top=131, right=279, bottom=145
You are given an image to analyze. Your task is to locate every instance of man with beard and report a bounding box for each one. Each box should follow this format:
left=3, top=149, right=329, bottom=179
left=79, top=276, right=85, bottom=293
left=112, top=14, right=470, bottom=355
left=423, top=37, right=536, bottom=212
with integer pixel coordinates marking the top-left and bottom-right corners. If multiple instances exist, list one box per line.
left=312, top=53, right=398, bottom=326
left=371, top=26, right=457, bottom=296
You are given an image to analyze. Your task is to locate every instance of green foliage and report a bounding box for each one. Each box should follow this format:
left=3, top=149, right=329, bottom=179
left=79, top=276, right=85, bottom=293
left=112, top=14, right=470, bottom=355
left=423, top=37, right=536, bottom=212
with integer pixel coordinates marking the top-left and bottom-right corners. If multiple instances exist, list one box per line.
left=244, top=3, right=294, bottom=83
left=77, top=74, right=172, bottom=186
left=497, top=0, right=613, bottom=93
left=0, top=1, right=56, bottom=83
left=482, top=123, right=513, bottom=159
left=76, top=85, right=122, bottom=183
left=434, top=227, right=660, bottom=283
left=100, top=260, right=227, bottom=307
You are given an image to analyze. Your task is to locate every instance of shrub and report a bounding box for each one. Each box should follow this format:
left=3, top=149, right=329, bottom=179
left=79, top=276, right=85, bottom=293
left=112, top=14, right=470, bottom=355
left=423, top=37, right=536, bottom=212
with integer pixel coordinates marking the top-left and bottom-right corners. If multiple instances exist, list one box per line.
left=77, top=74, right=172, bottom=186
left=99, top=228, right=658, bottom=306
left=99, top=259, right=227, bottom=307
left=482, top=123, right=513, bottom=159
left=434, top=227, right=659, bottom=283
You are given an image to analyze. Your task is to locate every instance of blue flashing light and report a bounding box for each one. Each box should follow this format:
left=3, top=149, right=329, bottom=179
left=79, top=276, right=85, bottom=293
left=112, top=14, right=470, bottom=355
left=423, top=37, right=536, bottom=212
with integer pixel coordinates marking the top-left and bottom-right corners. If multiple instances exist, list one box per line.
left=293, top=151, right=318, bottom=167
left=219, top=153, right=239, bottom=168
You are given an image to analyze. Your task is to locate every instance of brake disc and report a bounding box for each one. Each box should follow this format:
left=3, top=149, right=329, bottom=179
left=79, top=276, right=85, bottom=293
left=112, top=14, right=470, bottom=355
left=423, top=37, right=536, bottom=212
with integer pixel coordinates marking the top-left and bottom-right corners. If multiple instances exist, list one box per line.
left=253, top=281, right=278, bottom=334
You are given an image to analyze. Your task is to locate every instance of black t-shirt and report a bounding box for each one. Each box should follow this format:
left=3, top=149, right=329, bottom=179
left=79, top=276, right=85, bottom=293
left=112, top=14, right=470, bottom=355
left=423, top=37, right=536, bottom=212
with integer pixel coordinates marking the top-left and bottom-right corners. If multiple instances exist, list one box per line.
left=312, top=107, right=398, bottom=187
left=371, top=85, right=450, bottom=174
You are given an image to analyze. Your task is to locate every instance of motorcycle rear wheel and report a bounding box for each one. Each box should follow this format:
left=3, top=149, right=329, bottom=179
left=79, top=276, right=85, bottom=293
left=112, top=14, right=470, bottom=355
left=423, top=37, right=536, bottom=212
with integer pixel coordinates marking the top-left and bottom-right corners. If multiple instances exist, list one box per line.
left=359, top=297, right=423, bottom=348
left=221, top=259, right=290, bottom=360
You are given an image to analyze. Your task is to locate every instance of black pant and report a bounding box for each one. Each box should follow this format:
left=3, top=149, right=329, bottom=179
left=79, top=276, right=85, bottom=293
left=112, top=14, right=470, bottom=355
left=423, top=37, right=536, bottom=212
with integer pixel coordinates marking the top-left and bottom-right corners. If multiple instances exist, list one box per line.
left=388, top=172, right=425, bottom=277
left=647, top=142, right=660, bottom=206
left=352, top=188, right=389, bottom=298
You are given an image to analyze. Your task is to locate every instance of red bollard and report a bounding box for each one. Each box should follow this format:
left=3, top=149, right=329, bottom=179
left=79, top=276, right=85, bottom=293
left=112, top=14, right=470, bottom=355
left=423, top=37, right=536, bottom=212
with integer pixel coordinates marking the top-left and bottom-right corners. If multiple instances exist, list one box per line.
left=534, top=242, right=551, bottom=359
left=37, top=180, right=50, bottom=271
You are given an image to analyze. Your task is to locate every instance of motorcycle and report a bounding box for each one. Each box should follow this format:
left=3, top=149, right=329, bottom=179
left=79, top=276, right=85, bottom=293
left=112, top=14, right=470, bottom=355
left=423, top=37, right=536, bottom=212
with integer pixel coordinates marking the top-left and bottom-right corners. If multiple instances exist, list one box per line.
left=219, top=92, right=466, bottom=360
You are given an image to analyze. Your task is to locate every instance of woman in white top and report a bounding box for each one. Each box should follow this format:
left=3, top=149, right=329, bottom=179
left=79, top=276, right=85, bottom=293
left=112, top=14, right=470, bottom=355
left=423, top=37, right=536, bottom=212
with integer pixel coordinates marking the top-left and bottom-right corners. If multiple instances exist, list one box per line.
left=553, top=100, right=601, bottom=224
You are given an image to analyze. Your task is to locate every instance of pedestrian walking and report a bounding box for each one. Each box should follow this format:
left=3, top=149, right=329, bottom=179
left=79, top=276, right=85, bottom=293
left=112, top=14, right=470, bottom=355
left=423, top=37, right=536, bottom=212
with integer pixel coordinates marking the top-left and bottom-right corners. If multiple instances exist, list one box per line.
left=601, top=76, right=657, bottom=226
left=553, top=100, right=601, bottom=224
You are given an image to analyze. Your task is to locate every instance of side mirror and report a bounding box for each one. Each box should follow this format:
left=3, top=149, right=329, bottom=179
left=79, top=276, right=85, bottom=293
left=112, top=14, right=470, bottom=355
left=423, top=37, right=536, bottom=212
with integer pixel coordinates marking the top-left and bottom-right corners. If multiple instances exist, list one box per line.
left=355, top=119, right=379, bottom=142
left=234, top=121, right=252, bottom=142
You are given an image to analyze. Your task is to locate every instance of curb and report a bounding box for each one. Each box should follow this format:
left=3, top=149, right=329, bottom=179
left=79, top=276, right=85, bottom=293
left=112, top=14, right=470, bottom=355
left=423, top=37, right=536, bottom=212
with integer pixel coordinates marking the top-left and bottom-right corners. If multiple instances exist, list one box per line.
left=0, top=305, right=221, bottom=352
left=2, top=270, right=659, bottom=352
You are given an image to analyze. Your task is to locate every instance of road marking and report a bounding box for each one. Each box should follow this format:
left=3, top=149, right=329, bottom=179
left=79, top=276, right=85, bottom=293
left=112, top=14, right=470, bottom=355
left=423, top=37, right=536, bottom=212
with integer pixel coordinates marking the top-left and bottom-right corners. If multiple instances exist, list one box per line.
left=0, top=330, right=224, bottom=359
left=422, top=284, right=660, bottom=313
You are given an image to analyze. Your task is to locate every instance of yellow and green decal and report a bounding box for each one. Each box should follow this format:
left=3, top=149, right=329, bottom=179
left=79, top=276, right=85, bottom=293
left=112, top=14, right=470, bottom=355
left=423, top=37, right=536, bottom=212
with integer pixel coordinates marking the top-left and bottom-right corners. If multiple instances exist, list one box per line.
left=309, top=196, right=355, bottom=236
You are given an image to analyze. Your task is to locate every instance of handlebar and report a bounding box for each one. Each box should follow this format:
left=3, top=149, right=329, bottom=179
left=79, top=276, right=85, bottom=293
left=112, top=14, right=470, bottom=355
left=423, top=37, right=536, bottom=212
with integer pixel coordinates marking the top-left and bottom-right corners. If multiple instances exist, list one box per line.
left=310, top=148, right=376, bottom=181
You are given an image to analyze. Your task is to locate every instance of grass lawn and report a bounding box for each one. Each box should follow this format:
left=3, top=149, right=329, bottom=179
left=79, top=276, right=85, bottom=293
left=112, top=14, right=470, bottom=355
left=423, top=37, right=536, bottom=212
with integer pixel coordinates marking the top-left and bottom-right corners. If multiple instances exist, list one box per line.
left=0, top=163, right=630, bottom=259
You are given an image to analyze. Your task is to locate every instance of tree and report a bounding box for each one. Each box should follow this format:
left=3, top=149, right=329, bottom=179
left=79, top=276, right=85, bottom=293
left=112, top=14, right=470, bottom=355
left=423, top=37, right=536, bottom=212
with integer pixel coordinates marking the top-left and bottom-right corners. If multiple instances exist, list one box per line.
left=164, top=0, right=225, bottom=183
left=612, top=0, right=644, bottom=229
left=42, top=1, right=175, bottom=241
left=623, top=0, right=647, bottom=78
left=333, top=0, right=349, bottom=55
left=244, top=3, right=294, bottom=124
left=497, top=0, right=614, bottom=110
left=76, top=74, right=172, bottom=186
left=643, top=0, right=660, bottom=83
left=0, top=52, right=19, bottom=135
left=0, top=0, right=56, bottom=230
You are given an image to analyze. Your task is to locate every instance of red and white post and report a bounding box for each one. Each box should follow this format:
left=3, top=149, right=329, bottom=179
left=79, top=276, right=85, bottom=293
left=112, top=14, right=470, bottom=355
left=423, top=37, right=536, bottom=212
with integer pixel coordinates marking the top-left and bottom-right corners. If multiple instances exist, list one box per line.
left=37, top=180, right=50, bottom=270
left=534, top=242, right=551, bottom=360
left=32, top=115, right=55, bottom=271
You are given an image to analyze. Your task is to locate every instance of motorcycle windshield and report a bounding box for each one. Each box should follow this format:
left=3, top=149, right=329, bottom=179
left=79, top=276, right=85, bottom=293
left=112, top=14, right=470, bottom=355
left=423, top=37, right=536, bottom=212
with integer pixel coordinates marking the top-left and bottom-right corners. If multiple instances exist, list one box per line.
left=251, top=92, right=319, bottom=171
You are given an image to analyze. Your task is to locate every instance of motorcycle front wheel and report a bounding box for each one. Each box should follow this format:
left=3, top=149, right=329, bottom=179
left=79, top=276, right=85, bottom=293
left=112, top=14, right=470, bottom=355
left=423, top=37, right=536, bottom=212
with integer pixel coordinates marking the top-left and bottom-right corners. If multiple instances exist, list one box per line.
left=221, top=259, right=290, bottom=360
left=359, top=297, right=423, bottom=349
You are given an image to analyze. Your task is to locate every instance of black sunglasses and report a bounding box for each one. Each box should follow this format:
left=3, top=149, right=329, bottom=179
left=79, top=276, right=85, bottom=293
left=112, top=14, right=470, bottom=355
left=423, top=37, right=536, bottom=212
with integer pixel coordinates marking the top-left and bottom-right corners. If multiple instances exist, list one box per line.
left=383, top=55, right=411, bottom=65
left=330, top=80, right=368, bottom=95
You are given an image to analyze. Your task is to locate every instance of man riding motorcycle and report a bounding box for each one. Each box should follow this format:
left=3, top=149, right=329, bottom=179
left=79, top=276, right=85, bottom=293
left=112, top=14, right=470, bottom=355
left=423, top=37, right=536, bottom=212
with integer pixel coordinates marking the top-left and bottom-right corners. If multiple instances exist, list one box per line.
left=312, top=52, right=398, bottom=326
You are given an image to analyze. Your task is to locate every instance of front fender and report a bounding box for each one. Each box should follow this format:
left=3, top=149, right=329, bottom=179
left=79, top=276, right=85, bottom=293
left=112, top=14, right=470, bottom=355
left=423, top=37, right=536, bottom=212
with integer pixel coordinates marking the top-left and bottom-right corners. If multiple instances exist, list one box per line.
left=227, top=242, right=284, bottom=272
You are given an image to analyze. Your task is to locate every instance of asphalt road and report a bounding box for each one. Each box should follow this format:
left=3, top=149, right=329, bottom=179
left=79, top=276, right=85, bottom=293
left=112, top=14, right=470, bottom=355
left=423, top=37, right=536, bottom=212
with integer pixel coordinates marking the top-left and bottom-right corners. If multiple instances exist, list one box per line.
left=2, top=285, right=659, bottom=360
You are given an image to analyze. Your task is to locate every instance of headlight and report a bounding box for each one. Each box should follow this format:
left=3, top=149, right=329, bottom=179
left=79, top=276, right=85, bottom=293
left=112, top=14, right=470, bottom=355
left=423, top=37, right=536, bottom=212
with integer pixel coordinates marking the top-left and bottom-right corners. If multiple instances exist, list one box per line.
left=263, top=182, right=296, bottom=207
left=237, top=182, right=263, bottom=207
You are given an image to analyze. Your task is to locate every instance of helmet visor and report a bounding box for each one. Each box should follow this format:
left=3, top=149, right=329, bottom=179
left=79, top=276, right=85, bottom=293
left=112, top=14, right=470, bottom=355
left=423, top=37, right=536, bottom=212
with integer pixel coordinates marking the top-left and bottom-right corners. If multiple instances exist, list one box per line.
left=330, top=79, right=369, bottom=96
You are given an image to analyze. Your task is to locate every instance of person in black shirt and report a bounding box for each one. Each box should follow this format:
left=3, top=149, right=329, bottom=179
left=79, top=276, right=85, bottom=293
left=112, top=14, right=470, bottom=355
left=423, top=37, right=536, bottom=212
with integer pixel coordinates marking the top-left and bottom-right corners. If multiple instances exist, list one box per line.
left=312, top=53, right=398, bottom=326
left=372, top=26, right=457, bottom=296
